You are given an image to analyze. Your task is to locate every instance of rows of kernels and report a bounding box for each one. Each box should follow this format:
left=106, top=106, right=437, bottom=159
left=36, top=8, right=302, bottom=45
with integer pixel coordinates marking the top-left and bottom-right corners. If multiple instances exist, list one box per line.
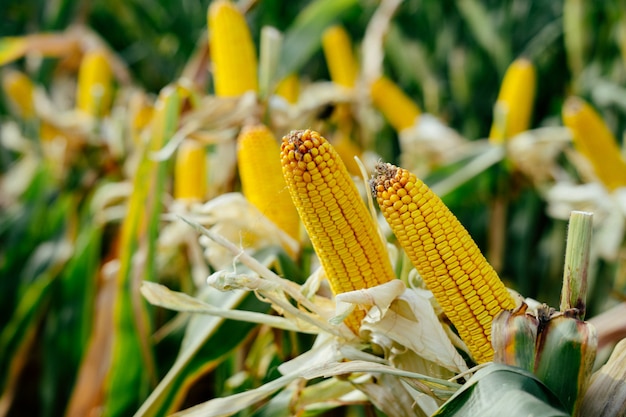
left=371, top=162, right=516, bottom=363
left=281, top=130, right=396, bottom=332
left=208, top=0, right=258, bottom=97
left=237, top=124, right=300, bottom=241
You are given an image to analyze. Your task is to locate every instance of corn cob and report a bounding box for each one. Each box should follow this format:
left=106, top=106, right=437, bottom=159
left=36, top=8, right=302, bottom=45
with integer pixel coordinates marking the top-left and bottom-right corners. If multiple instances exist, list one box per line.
left=322, top=25, right=358, bottom=89
left=238, top=124, right=300, bottom=241
left=208, top=0, right=258, bottom=97
left=275, top=73, right=299, bottom=104
left=76, top=49, right=113, bottom=117
left=174, top=139, right=207, bottom=202
left=489, top=58, right=536, bottom=143
left=2, top=69, right=36, bottom=119
left=281, top=129, right=396, bottom=332
left=562, top=96, right=626, bottom=191
left=370, top=162, right=516, bottom=363
left=370, top=76, right=421, bottom=132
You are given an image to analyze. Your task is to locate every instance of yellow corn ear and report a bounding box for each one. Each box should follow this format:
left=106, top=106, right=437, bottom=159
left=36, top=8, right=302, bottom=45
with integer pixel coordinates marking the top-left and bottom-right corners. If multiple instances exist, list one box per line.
left=370, top=76, right=421, bottom=132
left=174, top=139, right=207, bottom=202
left=275, top=73, right=299, bottom=104
left=562, top=96, right=626, bottom=191
left=370, top=162, right=516, bottom=363
left=2, top=69, right=36, bottom=119
left=322, top=25, right=358, bottom=88
left=128, top=91, right=154, bottom=145
left=76, top=49, right=113, bottom=117
left=489, top=58, right=536, bottom=143
left=237, top=124, right=300, bottom=241
left=208, top=0, right=258, bottom=97
left=281, top=129, right=396, bottom=332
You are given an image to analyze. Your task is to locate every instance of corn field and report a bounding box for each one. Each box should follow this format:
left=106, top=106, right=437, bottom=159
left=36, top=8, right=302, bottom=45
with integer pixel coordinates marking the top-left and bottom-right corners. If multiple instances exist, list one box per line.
left=1, top=0, right=626, bottom=416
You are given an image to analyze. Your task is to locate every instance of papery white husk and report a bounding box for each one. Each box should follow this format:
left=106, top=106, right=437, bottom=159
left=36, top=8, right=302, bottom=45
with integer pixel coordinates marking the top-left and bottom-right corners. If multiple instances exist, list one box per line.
left=507, top=126, right=571, bottom=185
left=336, top=280, right=469, bottom=374
left=178, top=192, right=298, bottom=270
left=545, top=182, right=626, bottom=261
left=398, top=114, right=467, bottom=177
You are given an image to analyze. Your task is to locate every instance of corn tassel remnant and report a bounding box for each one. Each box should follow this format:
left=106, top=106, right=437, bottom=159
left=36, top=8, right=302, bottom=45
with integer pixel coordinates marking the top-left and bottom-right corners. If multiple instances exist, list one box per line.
left=281, top=129, right=396, bottom=332
left=238, top=125, right=300, bottom=241
left=174, top=139, right=207, bottom=202
left=2, top=69, right=36, bottom=118
left=322, top=25, right=358, bottom=89
left=489, top=58, right=536, bottom=143
left=208, top=0, right=258, bottom=97
left=562, top=96, right=626, bottom=191
left=370, top=76, right=421, bottom=132
left=76, top=50, right=113, bottom=117
left=370, top=162, right=516, bottom=363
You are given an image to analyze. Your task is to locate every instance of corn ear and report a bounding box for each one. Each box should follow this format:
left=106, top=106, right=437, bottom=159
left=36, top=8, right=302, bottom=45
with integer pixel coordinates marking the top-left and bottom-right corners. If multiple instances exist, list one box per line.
left=489, top=58, right=536, bottom=143
left=174, top=139, right=207, bottom=202
left=281, top=129, right=396, bottom=332
left=370, top=76, right=421, bottom=132
left=76, top=49, right=113, bottom=117
left=208, top=0, right=258, bottom=97
left=322, top=25, right=358, bottom=88
left=370, top=162, right=516, bottom=363
left=562, top=96, right=626, bottom=191
left=238, top=124, right=300, bottom=242
left=275, top=74, right=299, bottom=104
left=2, top=69, right=36, bottom=119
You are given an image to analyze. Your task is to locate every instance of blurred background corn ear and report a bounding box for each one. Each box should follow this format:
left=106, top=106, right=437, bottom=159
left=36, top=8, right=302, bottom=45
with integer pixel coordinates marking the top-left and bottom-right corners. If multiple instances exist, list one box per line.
left=76, top=50, right=113, bottom=118
left=280, top=129, right=396, bottom=332
left=237, top=124, right=300, bottom=244
left=274, top=73, right=299, bottom=104
left=562, top=96, right=626, bottom=191
left=174, top=138, right=207, bottom=202
left=371, top=162, right=516, bottom=363
left=370, top=76, right=421, bottom=132
left=322, top=25, right=358, bottom=89
left=208, top=0, right=258, bottom=97
left=489, top=58, right=536, bottom=143
left=2, top=69, right=36, bottom=119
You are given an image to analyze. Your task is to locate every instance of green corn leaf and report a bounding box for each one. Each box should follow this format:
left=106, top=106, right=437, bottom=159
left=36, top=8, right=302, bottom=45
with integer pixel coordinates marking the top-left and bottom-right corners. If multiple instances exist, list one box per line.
left=41, top=219, right=102, bottom=417
left=492, top=303, right=539, bottom=373
left=101, top=84, right=182, bottom=417
left=0, top=273, right=53, bottom=414
left=534, top=314, right=597, bottom=415
left=433, top=363, right=568, bottom=417
left=135, top=286, right=268, bottom=416
left=0, top=36, right=27, bottom=66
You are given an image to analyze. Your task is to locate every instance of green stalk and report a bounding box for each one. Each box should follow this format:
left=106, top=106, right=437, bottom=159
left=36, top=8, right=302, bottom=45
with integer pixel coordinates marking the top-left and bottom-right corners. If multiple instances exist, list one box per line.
left=560, top=211, right=593, bottom=319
